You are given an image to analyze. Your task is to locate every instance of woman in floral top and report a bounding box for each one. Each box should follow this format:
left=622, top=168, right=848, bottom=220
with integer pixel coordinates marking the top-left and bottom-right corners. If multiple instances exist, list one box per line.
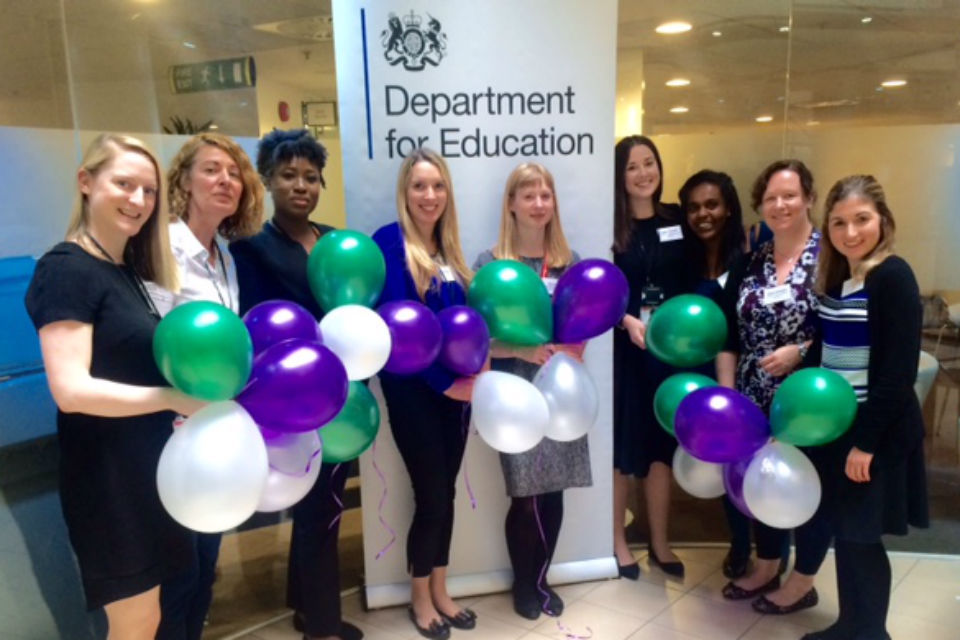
left=718, top=159, right=828, bottom=616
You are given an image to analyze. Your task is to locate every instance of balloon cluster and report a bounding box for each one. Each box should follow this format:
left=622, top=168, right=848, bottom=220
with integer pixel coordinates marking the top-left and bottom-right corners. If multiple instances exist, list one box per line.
left=152, top=231, right=396, bottom=532
left=467, top=259, right=627, bottom=453
left=648, top=295, right=858, bottom=529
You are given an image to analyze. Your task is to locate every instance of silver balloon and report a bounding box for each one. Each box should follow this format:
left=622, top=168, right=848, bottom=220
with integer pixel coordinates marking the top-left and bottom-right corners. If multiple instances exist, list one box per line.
left=672, top=446, right=726, bottom=499
left=256, top=459, right=322, bottom=513
left=743, top=441, right=821, bottom=529
left=318, top=305, right=392, bottom=381
left=262, top=429, right=322, bottom=475
left=157, top=401, right=269, bottom=533
left=472, top=371, right=548, bottom=454
left=533, top=353, right=598, bottom=442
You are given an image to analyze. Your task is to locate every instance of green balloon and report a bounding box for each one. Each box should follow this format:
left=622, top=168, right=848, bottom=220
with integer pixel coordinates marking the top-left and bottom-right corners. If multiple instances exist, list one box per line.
left=307, top=229, right=386, bottom=311
left=654, top=373, right=718, bottom=436
left=770, top=367, right=858, bottom=446
left=646, top=294, right=728, bottom=368
left=467, top=259, right=552, bottom=345
left=321, top=382, right=380, bottom=463
left=153, top=301, right=252, bottom=401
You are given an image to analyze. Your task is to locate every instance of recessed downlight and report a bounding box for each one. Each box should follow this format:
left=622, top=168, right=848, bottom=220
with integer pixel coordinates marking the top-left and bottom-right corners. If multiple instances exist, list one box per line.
left=670, top=106, right=690, bottom=114
left=861, top=17, right=873, bottom=24
left=755, top=115, right=773, bottom=123
left=779, top=26, right=791, bottom=33
left=666, top=78, right=691, bottom=87
left=881, top=79, right=907, bottom=88
left=656, top=21, right=692, bottom=34
left=712, top=30, right=722, bottom=37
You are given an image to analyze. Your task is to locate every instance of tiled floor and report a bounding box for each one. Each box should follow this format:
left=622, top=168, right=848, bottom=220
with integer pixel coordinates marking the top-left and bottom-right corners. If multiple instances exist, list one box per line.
left=227, top=547, right=960, bottom=640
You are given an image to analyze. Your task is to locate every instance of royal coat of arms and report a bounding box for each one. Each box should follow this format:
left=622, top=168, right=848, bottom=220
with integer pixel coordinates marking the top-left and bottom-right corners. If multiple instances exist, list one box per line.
left=381, top=10, right=447, bottom=71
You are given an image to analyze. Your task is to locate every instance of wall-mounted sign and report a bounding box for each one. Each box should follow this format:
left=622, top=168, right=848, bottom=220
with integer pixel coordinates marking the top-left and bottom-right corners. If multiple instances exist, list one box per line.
left=303, top=101, right=338, bottom=127
left=168, top=56, right=256, bottom=94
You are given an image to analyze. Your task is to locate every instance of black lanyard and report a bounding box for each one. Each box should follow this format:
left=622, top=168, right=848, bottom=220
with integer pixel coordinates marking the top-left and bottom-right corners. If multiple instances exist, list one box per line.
left=85, top=233, right=160, bottom=318
left=203, top=243, right=233, bottom=310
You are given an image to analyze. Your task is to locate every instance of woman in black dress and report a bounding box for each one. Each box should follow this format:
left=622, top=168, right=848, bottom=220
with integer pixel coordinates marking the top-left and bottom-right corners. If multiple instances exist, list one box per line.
left=231, top=129, right=362, bottom=640
left=803, top=175, right=928, bottom=639
left=25, top=134, right=202, bottom=639
left=612, top=135, right=689, bottom=578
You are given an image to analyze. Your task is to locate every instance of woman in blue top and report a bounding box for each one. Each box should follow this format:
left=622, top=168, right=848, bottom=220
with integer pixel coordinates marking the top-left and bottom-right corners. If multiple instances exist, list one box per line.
left=473, top=163, right=592, bottom=621
left=372, top=149, right=478, bottom=640
left=802, top=175, right=928, bottom=640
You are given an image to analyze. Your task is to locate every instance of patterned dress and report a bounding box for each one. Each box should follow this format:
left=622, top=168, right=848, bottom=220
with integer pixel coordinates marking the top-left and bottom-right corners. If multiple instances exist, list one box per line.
left=733, top=230, right=821, bottom=413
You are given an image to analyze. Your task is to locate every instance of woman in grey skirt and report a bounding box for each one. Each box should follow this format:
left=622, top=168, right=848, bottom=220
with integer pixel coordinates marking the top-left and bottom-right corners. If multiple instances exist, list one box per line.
left=473, top=163, right=592, bottom=621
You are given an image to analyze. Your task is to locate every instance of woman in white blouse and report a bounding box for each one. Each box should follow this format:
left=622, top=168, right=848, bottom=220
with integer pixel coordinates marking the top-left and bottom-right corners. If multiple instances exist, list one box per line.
left=148, top=132, right=263, bottom=640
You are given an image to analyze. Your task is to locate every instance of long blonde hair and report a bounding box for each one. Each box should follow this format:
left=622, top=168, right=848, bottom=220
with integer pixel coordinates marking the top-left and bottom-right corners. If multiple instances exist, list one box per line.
left=395, top=149, right=472, bottom=299
left=816, top=174, right=896, bottom=294
left=494, top=162, right=573, bottom=268
left=66, top=133, right=177, bottom=289
left=167, top=132, right=264, bottom=240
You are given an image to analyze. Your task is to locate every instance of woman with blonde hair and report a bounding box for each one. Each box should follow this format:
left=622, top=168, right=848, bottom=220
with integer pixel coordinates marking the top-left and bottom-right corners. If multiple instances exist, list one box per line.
left=473, top=162, right=591, bottom=620
left=25, top=133, right=202, bottom=639
left=802, top=175, right=928, bottom=639
left=373, top=149, right=478, bottom=640
left=149, top=132, right=263, bottom=640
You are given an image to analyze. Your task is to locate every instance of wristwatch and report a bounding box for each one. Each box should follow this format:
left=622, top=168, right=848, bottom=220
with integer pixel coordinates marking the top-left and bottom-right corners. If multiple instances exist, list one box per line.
left=797, top=342, right=809, bottom=361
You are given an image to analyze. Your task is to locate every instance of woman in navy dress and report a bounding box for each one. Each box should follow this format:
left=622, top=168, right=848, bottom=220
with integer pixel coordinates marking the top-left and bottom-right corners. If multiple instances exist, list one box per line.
left=802, top=175, right=928, bottom=639
left=373, top=149, right=479, bottom=640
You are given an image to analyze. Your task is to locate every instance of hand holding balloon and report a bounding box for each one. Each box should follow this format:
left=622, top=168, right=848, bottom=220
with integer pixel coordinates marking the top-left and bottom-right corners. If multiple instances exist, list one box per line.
left=759, top=344, right=803, bottom=378
left=621, top=314, right=647, bottom=349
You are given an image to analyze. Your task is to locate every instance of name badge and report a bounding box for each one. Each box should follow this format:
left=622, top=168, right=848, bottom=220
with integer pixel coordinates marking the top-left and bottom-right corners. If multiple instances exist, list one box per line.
left=717, top=271, right=729, bottom=289
left=658, top=225, right=683, bottom=242
left=439, top=265, right=456, bottom=282
left=542, top=276, right=558, bottom=296
left=762, top=284, right=794, bottom=306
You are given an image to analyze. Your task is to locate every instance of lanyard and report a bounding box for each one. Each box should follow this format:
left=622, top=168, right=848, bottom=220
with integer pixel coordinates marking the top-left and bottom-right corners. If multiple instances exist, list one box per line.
left=203, top=243, right=233, bottom=310
left=540, top=252, right=550, bottom=278
left=85, top=233, right=160, bottom=317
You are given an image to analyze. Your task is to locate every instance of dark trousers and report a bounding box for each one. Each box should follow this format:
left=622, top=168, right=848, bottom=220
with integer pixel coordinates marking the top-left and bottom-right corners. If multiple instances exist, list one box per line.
left=286, top=462, right=349, bottom=637
left=722, top=496, right=752, bottom=560
left=157, top=532, right=221, bottom=640
left=754, top=498, right=832, bottom=575
left=505, top=492, right=563, bottom=594
left=834, top=538, right=891, bottom=639
left=381, top=375, right=468, bottom=577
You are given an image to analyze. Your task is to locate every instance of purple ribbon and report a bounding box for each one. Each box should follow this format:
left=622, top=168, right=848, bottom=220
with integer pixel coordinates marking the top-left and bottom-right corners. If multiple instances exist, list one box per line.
left=555, top=620, right=593, bottom=639
left=371, top=440, right=397, bottom=560
left=461, top=405, right=477, bottom=510
left=268, top=441, right=322, bottom=477
left=327, top=463, right=344, bottom=531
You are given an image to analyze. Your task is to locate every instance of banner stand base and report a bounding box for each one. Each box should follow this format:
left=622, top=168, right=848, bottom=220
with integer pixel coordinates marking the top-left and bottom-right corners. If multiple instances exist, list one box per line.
left=363, top=556, right=619, bottom=609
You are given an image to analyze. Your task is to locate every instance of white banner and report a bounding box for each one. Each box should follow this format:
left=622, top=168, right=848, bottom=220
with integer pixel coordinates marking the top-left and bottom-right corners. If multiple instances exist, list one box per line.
left=332, top=0, right=618, bottom=607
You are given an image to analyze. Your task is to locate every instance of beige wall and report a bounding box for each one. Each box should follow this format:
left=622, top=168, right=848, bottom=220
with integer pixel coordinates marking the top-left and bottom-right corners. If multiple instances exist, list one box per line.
left=652, top=123, right=960, bottom=293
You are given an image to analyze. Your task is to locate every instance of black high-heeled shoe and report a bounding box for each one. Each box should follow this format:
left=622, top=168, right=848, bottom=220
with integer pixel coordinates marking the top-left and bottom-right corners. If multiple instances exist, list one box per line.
left=616, top=557, right=640, bottom=580
left=647, top=545, right=684, bottom=578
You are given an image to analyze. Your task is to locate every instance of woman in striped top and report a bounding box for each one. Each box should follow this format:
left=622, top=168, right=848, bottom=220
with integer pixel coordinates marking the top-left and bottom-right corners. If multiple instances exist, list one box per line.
left=803, top=175, right=928, bottom=640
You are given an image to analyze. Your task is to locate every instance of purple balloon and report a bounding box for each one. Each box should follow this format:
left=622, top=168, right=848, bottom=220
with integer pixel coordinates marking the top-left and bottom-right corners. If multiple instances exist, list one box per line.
left=378, top=301, right=443, bottom=375
left=553, top=259, right=629, bottom=343
left=723, top=457, right=755, bottom=518
left=437, top=306, right=490, bottom=375
left=674, top=387, right=770, bottom=463
left=237, top=339, right=348, bottom=433
left=243, top=300, right=321, bottom=355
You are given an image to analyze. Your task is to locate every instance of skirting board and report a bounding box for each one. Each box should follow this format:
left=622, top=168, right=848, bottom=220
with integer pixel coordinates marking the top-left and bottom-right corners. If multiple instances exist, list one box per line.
left=363, top=556, right=619, bottom=609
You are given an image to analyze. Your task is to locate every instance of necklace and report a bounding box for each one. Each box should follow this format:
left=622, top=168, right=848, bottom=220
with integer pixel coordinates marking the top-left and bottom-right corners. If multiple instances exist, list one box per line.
left=84, top=232, right=160, bottom=317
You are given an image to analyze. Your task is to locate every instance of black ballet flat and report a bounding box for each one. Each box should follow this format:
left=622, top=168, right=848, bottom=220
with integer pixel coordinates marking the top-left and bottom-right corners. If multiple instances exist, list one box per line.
left=408, top=607, right=450, bottom=640
left=339, top=621, right=364, bottom=640
left=439, top=607, right=476, bottom=630
left=647, top=546, right=685, bottom=578
left=541, top=586, right=564, bottom=617
left=752, top=587, right=818, bottom=615
left=722, top=574, right=780, bottom=600
left=617, top=557, right=640, bottom=580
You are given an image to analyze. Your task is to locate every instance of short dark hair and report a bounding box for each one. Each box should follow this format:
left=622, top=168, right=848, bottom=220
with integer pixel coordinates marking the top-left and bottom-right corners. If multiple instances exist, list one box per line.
left=678, top=169, right=746, bottom=275
left=256, top=129, right=328, bottom=187
left=750, top=159, right=815, bottom=212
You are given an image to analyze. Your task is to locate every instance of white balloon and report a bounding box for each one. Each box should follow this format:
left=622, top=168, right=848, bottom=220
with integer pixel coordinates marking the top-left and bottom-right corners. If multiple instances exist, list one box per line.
left=472, top=371, right=549, bottom=454
left=743, top=441, right=821, bottom=529
left=262, top=429, right=322, bottom=475
left=533, top=353, right=598, bottom=442
left=157, top=401, right=268, bottom=533
left=672, top=447, right=726, bottom=499
left=256, top=459, right=322, bottom=513
left=318, top=305, right=391, bottom=380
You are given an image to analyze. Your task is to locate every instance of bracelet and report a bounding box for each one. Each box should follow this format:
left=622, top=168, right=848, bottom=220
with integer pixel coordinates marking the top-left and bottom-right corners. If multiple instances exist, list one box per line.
left=797, top=341, right=809, bottom=360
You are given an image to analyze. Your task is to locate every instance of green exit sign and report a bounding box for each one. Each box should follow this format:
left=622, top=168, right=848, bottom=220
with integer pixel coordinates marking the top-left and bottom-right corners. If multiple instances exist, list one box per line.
left=168, top=56, right=256, bottom=94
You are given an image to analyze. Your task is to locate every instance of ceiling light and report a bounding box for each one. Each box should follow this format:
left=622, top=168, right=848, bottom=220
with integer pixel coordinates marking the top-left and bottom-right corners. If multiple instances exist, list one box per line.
left=807, top=121, right=820, bottom=126
left=861, top=17, right=873, bottom=24
left=670, top=106, right=689, bottom=114
left=182, top=41, right=196, bottom=49
left=208, top=124, right=219, bottom=130
left=755, top=115, right=773, bottom=123
left=881, top=79, right=907, bottom=88
left=665, top=78, right=690, bottom=87
left=779, top=26, right=791, bottom=33
left=656, top=21, right=692, bottom=35
left=712, top=31, right=722, bottom=37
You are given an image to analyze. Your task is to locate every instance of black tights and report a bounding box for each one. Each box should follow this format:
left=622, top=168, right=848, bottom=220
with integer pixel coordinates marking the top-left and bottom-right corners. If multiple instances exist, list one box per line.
left=832, top=539, right=892, bottom=639
left=505, top=492, right=563, bottom=593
